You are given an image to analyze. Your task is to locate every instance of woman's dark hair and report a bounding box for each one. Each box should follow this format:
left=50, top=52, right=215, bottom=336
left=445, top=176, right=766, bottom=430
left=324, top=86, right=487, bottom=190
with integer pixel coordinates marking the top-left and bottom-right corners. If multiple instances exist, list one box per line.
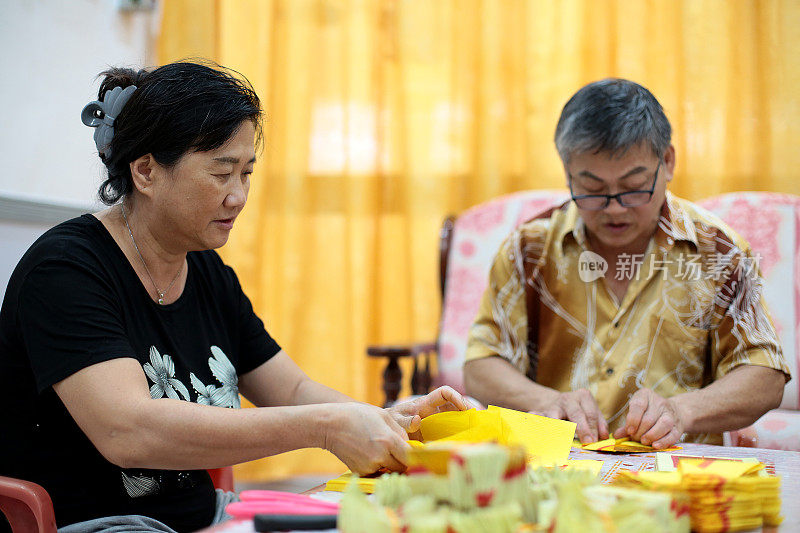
left=94, top=60, right=262, bottom=205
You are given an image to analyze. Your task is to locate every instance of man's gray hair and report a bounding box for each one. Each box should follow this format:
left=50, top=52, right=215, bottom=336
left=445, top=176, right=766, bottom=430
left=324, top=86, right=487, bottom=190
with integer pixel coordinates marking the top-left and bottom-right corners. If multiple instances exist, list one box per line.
left=554, top=78, right=671, bottom=164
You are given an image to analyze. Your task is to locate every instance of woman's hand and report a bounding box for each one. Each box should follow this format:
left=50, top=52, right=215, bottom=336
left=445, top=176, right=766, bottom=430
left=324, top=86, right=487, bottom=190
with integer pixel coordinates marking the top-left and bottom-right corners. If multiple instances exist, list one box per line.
left=323, top=402, right=411, bottom=475
left=387, top=386, right=469, bottom=440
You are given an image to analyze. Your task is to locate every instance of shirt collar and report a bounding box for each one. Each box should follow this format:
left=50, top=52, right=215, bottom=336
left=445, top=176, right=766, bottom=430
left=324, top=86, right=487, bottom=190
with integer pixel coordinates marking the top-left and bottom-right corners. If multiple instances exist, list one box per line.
left=655, top=192, right=699, bottom=250
left=555, top=201, right=586, bottom=249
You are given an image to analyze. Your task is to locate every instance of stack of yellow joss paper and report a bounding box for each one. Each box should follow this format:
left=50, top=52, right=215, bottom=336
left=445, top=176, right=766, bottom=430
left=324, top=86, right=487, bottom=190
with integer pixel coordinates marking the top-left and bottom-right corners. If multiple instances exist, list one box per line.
left=612, top=457, right=782, bottom=532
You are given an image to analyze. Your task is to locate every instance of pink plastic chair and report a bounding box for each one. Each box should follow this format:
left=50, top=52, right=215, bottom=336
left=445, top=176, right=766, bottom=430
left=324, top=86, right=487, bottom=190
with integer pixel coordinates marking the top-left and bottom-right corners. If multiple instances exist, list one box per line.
left=0, top=467, right=234, bottom=532
left=0, top=476, right=56, bottom=533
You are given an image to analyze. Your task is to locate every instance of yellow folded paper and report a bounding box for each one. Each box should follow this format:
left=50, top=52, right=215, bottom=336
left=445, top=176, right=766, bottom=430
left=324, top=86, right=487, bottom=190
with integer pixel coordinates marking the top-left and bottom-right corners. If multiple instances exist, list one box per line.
left=487, top=405, right=576, bottom=464
left=419, top=407, right=576, bottom=465
left=325, top=472, right=378, bottom=493
left=419, top=408, right=509, bottom=443
left=581, top=436, right=681, bottom=453
left=678, top=458, right=761, bottom=479
left=655, top=452, right=762, bottom=474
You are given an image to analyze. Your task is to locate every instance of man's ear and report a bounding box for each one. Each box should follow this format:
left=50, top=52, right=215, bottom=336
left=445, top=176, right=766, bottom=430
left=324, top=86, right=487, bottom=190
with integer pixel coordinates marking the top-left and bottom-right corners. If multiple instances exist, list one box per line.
left=129, top=155, right=157, bottom=196
left=663, top=145, right=676, bottom=183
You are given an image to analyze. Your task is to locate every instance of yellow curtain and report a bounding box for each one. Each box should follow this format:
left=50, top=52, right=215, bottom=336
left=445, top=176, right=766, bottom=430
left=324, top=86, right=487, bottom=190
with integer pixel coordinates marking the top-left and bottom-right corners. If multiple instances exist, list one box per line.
left=158, top=0, right=800, bottom=481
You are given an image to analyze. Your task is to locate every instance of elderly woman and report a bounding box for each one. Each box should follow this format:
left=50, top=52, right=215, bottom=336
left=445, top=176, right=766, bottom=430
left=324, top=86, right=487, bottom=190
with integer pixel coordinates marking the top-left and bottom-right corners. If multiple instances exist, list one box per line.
left=0, top=61, right=466, bottom=532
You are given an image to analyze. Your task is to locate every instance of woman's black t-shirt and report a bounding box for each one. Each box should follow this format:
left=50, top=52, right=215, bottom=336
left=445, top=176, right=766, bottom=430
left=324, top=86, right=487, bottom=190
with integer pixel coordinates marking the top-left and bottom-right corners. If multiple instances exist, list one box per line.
left=0, top=215, right=281, bottom=531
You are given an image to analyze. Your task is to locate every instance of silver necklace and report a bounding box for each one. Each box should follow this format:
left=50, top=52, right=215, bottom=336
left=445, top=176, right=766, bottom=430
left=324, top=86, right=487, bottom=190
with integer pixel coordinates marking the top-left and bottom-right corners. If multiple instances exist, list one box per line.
left=121, top=203, right=184, bottom=305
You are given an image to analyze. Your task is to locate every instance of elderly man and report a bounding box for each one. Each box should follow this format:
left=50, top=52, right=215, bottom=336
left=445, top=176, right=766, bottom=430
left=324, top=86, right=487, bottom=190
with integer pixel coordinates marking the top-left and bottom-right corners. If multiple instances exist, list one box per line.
left=463, top=79, right=790, bottom=449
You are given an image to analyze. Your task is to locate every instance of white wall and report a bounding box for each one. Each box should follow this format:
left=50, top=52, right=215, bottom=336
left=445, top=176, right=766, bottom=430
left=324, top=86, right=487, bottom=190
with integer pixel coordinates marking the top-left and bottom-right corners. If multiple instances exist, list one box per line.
left=0, top=0, right=159, bottom=298
left=0, top=0, right=159, bottom=208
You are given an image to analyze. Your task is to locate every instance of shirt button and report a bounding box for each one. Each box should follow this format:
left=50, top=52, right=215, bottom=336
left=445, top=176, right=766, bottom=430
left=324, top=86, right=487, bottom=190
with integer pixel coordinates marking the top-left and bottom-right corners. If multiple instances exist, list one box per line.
left=606, top=368, right=614, bottom=376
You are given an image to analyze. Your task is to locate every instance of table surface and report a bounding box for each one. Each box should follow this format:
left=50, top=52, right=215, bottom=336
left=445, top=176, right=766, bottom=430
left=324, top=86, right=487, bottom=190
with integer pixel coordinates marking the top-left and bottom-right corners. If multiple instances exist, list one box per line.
left=199, top=442, right=800, bottom=532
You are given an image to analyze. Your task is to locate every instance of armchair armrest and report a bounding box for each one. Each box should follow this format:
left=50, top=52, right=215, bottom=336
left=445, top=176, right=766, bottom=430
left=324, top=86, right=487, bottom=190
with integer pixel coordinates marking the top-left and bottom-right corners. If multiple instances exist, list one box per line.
left=368, top=342, right=436, bottom=406
left=727, top=426, right=758, bottom=448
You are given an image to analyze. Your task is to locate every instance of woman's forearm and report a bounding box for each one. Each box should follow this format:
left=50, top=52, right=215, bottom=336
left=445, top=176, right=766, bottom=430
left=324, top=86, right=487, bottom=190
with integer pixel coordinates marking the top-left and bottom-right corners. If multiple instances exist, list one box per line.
left=103, top=398, right=339, bottom=470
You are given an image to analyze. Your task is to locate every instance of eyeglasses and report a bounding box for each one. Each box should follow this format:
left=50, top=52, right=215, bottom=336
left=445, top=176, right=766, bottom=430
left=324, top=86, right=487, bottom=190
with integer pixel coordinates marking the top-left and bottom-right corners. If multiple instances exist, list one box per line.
left=569, top=161, right=661, bottom=210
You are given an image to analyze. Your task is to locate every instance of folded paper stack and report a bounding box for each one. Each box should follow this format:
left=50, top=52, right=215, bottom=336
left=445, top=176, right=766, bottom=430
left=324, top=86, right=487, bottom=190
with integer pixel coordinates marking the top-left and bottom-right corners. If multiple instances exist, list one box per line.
left=612, top=457, right=782, bottom=532
left=337, top=441, right=690, bottom=533
left=325, top=472, right=379, bottom=493
left=580, top=436, right=682, bottom=453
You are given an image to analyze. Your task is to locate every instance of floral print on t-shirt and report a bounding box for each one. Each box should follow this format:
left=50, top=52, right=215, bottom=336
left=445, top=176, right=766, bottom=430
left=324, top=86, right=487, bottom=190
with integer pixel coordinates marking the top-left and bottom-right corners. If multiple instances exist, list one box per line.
left=143, top=346, right=190, bottom=401
left=190, top=346, right=241, bottom=408
left=143, top=345, right=240, bottom=408
left=126, top=345, right=241, bottom=498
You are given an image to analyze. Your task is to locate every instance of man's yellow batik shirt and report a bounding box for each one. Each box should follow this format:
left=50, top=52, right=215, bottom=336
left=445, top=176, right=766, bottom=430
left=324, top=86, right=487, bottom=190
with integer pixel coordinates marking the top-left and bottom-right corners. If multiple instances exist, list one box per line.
left=465, top=193, right=790, bottom=444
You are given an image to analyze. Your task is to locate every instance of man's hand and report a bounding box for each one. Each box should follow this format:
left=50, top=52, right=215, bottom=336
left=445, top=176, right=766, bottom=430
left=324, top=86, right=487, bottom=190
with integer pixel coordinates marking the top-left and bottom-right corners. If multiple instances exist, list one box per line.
left=387, top=386, right=469, bottom=440
left=533, top=388, right=609, bottom=444
left=614, top=388, right=684, bottom=449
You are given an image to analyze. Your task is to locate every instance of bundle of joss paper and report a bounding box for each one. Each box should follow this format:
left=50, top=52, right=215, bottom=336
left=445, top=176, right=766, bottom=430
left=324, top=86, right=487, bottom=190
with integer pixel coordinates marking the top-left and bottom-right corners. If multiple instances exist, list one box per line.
left=612, top=456, right=782, bottom=532
left=328, top=406, right=691, bottom=532
left=337, top=441, right=689, bottom=532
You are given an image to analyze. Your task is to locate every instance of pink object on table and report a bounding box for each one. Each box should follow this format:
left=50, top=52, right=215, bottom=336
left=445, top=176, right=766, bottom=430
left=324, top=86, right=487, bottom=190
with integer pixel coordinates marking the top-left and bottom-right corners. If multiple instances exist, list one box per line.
left=226, top=490, right=340, bottom=520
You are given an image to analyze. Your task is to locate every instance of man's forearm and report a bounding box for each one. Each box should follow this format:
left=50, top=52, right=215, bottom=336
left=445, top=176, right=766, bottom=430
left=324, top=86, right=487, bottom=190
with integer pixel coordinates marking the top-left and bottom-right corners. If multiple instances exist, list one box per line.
left=671, top=365, right=784, bottom=435
left=464, top=356, right=559, bottom=411
left=465, top=356, right=611, bottom=442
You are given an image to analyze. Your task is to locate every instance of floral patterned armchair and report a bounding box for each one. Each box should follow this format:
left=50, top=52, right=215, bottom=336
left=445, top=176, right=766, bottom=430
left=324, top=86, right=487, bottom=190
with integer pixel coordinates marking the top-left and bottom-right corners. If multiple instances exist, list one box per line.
left=369, top=190, right=800, bottom=451
left=698, top=192, right=800, bottom=451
